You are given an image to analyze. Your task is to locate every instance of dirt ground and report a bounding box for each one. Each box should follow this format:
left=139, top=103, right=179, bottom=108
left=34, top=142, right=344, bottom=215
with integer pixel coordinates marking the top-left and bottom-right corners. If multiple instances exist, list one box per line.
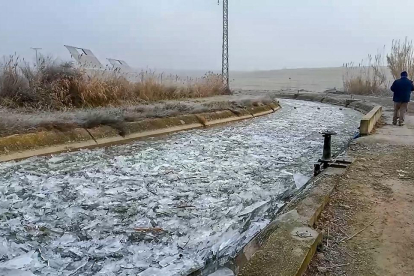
left=305, top=113, right=414, bottom=276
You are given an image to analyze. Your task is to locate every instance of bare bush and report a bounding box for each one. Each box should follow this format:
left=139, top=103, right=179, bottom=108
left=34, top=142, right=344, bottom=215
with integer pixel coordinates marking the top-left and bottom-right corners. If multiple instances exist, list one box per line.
left=343, top=52, right=388, bottom=95
left=387, top=38, right=414, bottom=79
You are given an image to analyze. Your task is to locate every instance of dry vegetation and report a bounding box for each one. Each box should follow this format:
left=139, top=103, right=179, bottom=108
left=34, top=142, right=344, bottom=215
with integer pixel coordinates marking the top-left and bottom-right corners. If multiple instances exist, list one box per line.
left=343, top=38, right=414, bottom=95
left=343, top=52, right=388, bottom=96
left=387, top=38, right=414, bottom=79
left=0, top=55, right=229, bottom=110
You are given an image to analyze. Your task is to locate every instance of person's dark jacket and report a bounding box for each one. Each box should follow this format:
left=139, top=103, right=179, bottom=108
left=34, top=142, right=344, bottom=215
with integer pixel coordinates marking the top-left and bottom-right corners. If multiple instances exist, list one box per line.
left=391, top=76, right=414, bottom=103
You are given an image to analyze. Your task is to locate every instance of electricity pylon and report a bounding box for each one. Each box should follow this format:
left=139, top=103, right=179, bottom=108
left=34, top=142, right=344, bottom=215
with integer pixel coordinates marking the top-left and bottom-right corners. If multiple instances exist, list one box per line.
left=218, top=0, right=229, bottom=90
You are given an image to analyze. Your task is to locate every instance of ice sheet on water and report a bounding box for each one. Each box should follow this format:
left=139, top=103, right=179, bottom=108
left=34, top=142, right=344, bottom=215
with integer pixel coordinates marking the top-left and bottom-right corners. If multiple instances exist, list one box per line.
left=0, top=100, right=361, bottom=275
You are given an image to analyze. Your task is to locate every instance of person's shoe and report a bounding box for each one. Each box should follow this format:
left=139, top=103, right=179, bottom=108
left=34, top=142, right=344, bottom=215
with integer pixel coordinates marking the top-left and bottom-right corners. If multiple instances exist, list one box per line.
left=393, top=121, right=397, bottom=125
left=399, top=121, right=404, bottom=126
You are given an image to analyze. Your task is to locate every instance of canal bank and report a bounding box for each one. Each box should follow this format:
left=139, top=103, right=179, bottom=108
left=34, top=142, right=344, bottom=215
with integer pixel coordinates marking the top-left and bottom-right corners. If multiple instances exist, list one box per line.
left=304, top=103, right=414, bottom=276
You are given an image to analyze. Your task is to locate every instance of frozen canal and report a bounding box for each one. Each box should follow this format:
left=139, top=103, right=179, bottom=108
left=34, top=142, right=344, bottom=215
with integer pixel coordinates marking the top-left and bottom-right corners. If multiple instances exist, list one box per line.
left=0, top=100, right=361, bottom=276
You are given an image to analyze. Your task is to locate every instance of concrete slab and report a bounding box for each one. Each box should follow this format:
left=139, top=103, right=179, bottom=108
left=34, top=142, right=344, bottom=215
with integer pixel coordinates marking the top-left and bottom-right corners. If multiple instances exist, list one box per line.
left=238, top=211, right=321, bottom=276
left=294, top=173, right=342, bottom=227
left=360, top=115, right=414, bottom=145
left=360, top=106, right=383, bottom=135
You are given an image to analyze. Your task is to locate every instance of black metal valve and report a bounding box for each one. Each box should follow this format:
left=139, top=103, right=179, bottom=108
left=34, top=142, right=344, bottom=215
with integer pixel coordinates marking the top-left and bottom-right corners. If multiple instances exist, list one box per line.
left=320, top=130, right=337, bottom=164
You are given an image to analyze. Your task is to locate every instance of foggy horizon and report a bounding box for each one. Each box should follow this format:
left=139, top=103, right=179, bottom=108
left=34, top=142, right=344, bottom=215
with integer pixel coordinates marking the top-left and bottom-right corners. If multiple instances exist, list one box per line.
left=1, top=0, right=414, bottom=71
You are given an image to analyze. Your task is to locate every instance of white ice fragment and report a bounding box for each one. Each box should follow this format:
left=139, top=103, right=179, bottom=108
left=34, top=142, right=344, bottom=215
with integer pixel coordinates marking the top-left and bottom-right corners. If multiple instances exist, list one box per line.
left=96, top=261, right=120, bottom=275
left=55, top=234, right=77, bottom=245
left=79, top=187, right=101, bottom=197
left=0, top=251, right=35, bottom=269
left=68, top=247, right=83, bottom=258
left=208, top=267, right=235, bottom=276
left=159, top=255, right=179, bottom=267
left=65, top=207, right=82, bottom=219
left=120, top=264, right=135, bottom=269
left=293, top=173, right=310, bottom=189
left=48, top=156, right=65, bottom=164
left=0, top=239, right=9, bottom=256
left=0, top=268, right=35, bottom=276
left=134, top=218, right=153, bottom=228
left=104, top=187, right=122, bottom=195
left=159, top=262, right=185, bottom=276
left=102, top=239, right=122, bottom=253
left=238, top=201, right=269, bottom=217
left=138, top=267, right=163, bottom=276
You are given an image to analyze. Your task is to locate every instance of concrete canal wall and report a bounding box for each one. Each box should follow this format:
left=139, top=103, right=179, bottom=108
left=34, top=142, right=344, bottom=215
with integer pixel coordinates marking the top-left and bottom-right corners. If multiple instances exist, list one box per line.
left=360, top=106, right=383, bottom=135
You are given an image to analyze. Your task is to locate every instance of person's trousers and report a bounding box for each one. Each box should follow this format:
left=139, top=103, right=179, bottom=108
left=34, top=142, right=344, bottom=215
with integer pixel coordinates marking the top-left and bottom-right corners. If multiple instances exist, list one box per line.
left=393, top=102, right=409, bottom=124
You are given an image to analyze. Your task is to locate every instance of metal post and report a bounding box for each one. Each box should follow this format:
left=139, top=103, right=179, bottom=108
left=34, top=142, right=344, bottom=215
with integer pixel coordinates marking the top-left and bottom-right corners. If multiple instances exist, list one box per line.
left=319, top=130, right=337, bottom=165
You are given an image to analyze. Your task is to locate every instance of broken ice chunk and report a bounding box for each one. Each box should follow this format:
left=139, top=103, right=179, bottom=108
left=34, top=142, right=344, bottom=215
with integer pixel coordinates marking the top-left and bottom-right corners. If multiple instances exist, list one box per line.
left=293, top=173, right=310, bottom=189
left=238, top=201, right=269, bottom=217
left=0, top=251, right=35, bottom=269
left=159, top=255, right=179, bottom=267
left=54, top=234, right=77, bottom=246
left=100, top=239, right=123, bottom=254
left=208, top=267, right=235, bottom=276
left=138, top=267, right=163, bottom=276
left=0, top=268, right=35, bottom=276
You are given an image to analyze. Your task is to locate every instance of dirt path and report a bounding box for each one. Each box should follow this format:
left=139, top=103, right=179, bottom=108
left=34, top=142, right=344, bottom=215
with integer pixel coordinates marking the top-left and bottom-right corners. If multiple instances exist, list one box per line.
left=306, top=112, right=414, bottom=276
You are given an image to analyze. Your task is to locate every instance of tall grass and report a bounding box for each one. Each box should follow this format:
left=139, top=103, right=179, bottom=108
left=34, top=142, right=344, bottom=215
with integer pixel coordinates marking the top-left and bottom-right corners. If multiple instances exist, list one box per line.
left=0, top=55, right=228, bottom=110
left=343, top=52, right=388, bottom=95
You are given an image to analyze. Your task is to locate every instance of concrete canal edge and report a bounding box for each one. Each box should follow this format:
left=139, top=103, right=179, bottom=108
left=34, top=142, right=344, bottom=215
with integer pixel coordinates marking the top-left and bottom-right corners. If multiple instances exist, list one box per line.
left=360, top=105, right=383, bottom=135
left=0, top=103, right=280, bottom=162
left=235, top=167, right=350, bottom=276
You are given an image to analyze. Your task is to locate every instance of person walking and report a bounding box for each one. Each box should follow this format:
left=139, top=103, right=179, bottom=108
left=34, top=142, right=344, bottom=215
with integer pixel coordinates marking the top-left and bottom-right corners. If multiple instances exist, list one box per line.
left=391, top=71, right=414, bottom=126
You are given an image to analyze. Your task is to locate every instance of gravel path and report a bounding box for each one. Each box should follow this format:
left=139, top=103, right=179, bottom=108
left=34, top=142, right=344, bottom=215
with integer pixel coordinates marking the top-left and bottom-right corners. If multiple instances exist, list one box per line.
left=0, top=100, right=360, bottom=276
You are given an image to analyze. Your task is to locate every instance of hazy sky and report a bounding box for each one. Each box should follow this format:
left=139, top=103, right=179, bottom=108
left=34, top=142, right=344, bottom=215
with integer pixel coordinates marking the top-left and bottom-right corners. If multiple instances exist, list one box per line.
left=1, top=0, right=413, bottom=71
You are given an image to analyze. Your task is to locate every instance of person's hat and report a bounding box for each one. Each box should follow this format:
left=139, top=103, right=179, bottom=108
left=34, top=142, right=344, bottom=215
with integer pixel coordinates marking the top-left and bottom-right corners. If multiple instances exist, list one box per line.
left=401, top=71, right=408, bottom=77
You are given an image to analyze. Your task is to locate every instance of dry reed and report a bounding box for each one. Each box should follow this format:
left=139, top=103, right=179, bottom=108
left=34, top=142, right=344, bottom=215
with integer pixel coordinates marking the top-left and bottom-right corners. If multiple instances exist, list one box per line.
left=387, top=38, right=414, bottom=79
left=343, top=52, right=388, bottom=95
left=0, top=55, right=228, bottom=110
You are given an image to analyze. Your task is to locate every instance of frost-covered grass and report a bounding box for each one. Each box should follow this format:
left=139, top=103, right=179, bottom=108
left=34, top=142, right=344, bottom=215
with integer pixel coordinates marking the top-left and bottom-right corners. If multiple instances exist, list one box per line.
left=0, top=100, right=361, bottom=276
left=0, top=95, right=273, bottom=137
